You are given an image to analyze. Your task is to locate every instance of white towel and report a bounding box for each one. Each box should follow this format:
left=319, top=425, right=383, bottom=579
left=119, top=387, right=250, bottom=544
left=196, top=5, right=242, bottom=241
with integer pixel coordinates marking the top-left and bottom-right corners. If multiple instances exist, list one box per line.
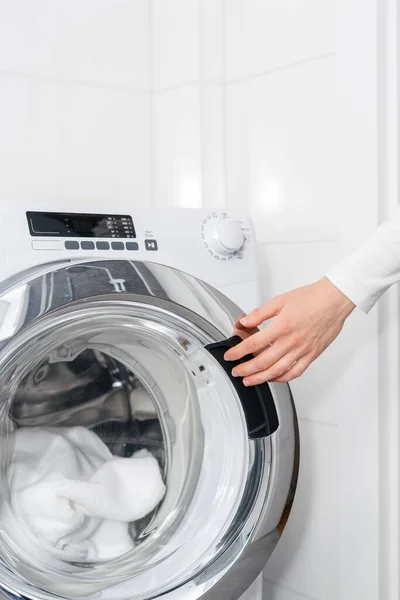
left=0, top=427, right=166, bottom=563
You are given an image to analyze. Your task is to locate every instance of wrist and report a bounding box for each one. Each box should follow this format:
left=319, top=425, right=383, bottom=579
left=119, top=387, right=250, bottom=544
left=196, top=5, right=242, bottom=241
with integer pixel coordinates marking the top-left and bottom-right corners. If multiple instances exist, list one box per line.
left=319, top=277, right=356, bottom=317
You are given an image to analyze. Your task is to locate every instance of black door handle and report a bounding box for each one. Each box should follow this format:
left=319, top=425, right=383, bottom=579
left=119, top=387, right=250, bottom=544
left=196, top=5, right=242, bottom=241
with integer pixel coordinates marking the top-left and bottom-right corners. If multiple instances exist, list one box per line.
left=205, top=336, right=279, bottom=439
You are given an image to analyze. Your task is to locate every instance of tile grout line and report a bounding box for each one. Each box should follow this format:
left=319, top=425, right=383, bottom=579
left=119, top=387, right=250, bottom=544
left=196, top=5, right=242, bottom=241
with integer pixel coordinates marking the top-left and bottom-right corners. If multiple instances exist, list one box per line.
left=139, top=51, right=337, bottom=96
left=0, top=68, right=150, bottom=94
left=0, top=54, right=335, bottom=98
left=154, top=78, right=204, bottom=94
left=153, top=78, right=227, bottom=95
left=225, top=51, right=336, bottom=87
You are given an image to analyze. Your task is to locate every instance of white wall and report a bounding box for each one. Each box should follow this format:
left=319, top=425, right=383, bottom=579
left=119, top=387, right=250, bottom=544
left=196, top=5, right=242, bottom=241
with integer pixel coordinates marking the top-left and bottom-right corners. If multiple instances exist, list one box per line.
left=0, top=2, right=384, bottom=600
left=0, top=0, right=152, bottom=207
left=151, top=0, right=225, bottom=209
left=151, top=2, right=381, bottom=600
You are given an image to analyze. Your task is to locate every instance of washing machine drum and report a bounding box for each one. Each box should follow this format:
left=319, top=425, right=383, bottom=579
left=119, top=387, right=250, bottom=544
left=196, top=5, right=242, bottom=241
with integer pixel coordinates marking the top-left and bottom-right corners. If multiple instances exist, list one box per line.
left=0, top=260, right=298, bottom=600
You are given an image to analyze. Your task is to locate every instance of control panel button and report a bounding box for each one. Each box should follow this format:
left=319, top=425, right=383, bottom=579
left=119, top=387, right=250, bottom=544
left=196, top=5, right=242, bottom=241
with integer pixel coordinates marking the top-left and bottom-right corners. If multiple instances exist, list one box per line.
left=111, top=242, right=124, bottom=251
left=126, top=242, right=139, bottom=251
left=96, top=241, right=110, bottom=250
left=145, top=239, right=158, bottom=251
left=215, top=218, right=244, bottom=253
left=32, top=241, right=64, bottom=251
left=81, top=241, right=95, bottom=250
left=202, top=216, right=244, bottom=257
left=65, top=241, right=79, bottom=250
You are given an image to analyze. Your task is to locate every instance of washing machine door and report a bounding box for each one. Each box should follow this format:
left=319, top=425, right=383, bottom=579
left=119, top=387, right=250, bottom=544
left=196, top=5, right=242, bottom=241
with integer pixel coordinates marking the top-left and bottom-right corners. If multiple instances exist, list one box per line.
left=0, top=259, right=298, bottom=600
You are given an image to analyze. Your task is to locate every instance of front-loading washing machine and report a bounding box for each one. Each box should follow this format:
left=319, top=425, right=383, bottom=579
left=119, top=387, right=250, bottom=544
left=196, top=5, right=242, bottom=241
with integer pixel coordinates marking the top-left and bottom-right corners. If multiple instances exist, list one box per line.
left=0, top=202, right=298, bottom=600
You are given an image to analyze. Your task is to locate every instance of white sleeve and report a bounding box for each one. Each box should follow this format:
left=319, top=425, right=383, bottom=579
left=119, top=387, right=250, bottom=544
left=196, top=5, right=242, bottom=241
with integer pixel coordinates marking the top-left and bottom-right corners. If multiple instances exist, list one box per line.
left=326, top=206, right=400, bottom=313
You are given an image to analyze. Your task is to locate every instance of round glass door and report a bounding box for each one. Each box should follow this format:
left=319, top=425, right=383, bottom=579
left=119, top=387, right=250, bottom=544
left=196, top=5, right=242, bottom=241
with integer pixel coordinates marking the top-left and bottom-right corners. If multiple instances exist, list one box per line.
left=0, top=260, right=297, bottom=600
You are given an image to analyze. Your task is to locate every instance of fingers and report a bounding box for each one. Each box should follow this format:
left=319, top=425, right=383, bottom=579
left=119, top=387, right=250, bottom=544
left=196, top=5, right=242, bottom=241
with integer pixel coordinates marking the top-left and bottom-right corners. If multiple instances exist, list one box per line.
left=238, top=297, right=282, bottom=329
left=231, top=343, right=289, bottom=378
left=224, top=321, right=280, bottom=361
left=242, top=353, right=301, bottom=386
left=271, top=357, right=311, bottom=383
left=231, top=328, right=252, bottom=342
left=233, top=318, right=259, bottom=336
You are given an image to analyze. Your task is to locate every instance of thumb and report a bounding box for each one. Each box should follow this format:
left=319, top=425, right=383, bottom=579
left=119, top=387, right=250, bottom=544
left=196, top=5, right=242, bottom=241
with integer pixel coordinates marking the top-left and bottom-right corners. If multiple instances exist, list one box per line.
left=239, top=296, right=282, bottom=328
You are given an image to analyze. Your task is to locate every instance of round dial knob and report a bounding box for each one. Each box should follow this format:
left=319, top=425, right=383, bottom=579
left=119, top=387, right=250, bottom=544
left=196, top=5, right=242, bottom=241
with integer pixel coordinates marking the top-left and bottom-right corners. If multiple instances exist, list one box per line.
left=204, top=217, right=245, bottom=256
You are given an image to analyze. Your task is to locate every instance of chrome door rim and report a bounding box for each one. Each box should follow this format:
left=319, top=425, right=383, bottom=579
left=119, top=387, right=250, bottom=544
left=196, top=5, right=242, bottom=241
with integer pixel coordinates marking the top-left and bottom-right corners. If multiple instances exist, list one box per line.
left=0, top=259, right=298, bottom=600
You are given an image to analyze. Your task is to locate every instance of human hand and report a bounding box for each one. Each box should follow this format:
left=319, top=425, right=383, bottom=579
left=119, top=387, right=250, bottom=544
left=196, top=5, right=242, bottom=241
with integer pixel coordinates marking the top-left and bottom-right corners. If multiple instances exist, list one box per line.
left=224, top=277, right=356, bottom=385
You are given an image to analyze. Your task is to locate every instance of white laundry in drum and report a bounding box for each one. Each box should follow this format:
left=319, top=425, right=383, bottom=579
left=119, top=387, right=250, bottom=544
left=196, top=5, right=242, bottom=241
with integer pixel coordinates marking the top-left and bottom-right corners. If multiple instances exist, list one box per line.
left=0, top=427, right=165, bottom=563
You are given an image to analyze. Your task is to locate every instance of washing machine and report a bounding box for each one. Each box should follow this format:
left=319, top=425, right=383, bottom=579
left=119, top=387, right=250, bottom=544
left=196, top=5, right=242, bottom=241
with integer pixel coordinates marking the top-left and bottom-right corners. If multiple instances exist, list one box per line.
left=0, top=203, right=299, bottom=600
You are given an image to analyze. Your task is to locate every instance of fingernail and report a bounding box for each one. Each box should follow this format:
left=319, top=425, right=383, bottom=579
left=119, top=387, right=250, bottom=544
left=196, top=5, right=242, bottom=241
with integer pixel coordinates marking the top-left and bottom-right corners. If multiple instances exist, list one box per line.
left=240, top=317, right=248, bottom=326
left=231, top=369, right=239, bottom=377
left=224, top=352, right=231, bottom=361
left=243, top=379, right=249, bottom=387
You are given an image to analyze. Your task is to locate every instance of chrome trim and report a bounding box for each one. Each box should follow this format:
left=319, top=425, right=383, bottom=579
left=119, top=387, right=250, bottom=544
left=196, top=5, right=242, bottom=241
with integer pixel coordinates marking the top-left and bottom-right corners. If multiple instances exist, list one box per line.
left=0, top=259, right=299, bottom=600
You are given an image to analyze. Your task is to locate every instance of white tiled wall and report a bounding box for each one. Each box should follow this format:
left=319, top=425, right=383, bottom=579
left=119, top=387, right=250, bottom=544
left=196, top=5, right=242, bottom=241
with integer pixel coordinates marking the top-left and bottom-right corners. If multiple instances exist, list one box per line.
left=266, top=420, right=339, bottom=600
left=150, top=2, right=380, bottom=600
left=0, top=0, right=150, bottom=87
left=153, top=84, right=202, bottom=208
left=0, top=74, right=60, bottom=202
left=0, top=2, right=381, bottom=600
left=0, top=0, right=152, bottom=206
left=225, top=55, right=339, bottom=243
left=225, top=0, right=336, bottom=81
left=151, top=0, right=226, bottom=209
left=152, top=0, right=199, bottom=90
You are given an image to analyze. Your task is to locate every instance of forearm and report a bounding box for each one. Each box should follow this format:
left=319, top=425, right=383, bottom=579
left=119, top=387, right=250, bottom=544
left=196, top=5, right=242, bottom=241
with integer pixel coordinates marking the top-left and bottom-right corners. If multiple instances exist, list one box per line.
left=326, top=207, right=400, bottom=313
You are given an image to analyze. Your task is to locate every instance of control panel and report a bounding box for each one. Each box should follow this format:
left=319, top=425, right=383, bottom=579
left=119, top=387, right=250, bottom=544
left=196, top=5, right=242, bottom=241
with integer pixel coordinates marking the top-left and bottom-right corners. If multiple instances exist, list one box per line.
left=25, top=211, right=250, bottom=259
left=27, top=211, right=158, bottom=254
left=0, top=205, right=258, bottom=295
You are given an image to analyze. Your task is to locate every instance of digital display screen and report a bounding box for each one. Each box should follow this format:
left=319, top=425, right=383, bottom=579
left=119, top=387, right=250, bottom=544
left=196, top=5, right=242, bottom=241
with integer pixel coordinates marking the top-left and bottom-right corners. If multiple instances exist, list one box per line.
left=27, top=212, right=136, bottom=239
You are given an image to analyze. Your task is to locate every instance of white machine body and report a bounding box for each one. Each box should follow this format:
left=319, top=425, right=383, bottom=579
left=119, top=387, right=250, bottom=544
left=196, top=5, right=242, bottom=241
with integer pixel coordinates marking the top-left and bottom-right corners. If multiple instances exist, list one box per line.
left=0, top=202, right=265, bottom=600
